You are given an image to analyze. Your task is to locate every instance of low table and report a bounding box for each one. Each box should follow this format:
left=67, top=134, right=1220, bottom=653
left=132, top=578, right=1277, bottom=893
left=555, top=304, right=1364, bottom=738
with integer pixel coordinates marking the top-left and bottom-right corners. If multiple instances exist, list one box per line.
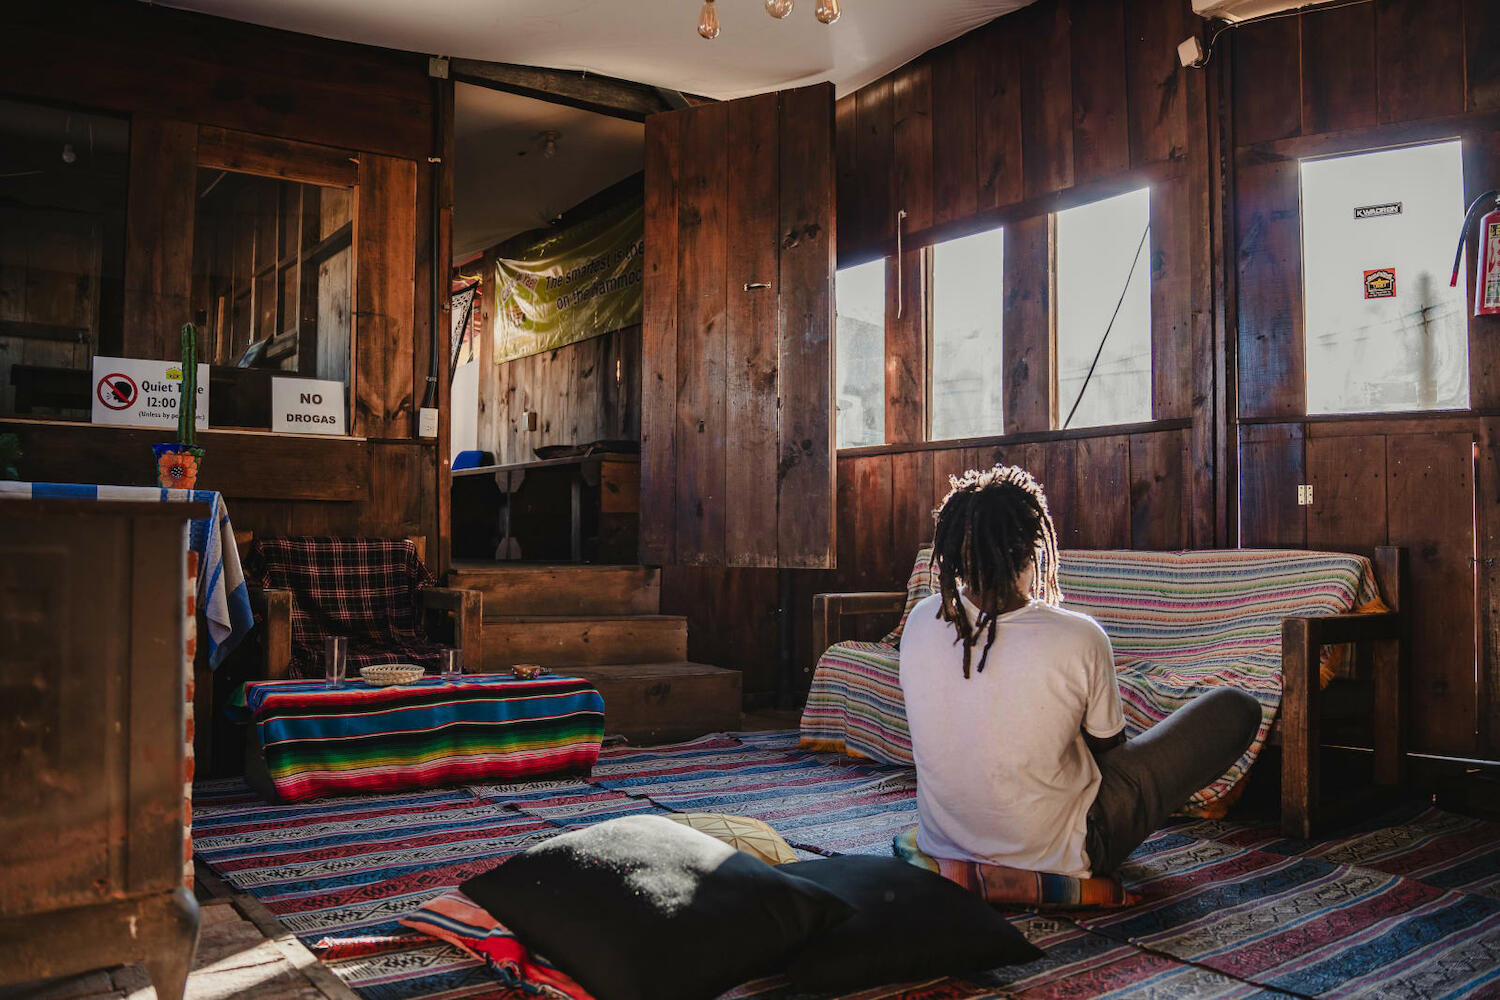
left=230, top=674, right=606, bottom=803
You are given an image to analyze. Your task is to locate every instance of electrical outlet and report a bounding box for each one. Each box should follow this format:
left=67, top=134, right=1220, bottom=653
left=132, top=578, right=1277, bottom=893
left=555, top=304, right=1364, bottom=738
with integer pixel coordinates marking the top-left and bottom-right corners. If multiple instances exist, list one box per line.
left=521, top=410, right=539, bottom=432
left=418, top=407, right=439, bottom=438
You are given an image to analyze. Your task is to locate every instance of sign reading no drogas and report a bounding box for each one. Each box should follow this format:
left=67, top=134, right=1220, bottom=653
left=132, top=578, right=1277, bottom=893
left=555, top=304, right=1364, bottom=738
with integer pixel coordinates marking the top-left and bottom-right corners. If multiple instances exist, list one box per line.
left=92, top=356, right=209, bottom=430
left=272, top=377, right=346, bottom=436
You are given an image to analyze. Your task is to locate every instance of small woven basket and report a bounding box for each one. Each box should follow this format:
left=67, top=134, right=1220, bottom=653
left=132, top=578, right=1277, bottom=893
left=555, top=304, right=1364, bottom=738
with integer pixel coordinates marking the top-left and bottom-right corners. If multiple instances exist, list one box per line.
left=359, top=664, right=425, bottom=687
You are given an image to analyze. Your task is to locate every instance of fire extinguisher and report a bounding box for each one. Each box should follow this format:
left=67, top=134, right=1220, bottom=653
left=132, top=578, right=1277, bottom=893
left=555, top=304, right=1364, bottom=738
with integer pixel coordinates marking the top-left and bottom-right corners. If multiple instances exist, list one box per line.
left=1451, top=189, right=1500, bottom=317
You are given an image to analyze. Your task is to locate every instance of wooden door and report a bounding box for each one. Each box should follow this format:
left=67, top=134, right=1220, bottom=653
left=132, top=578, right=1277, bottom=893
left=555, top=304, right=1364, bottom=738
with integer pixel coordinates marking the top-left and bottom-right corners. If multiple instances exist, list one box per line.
left=640, top=84, right=836, bottom=569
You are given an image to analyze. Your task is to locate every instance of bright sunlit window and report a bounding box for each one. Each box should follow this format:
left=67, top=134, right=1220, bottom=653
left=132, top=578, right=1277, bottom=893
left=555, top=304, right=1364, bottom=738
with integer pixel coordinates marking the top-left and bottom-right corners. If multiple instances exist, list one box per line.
left=835, top=259, right=886, bottom=448
left=929, top=227, right=1004, bottom=441
left=1055, top=188, right=1152, bottom=429
left=1301, top=140, right=1468, bottom=414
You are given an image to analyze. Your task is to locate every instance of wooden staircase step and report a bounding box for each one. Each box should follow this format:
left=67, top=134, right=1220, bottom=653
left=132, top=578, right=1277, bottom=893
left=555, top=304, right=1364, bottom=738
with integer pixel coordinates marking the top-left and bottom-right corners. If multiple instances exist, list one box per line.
left=482, top=614, right=688, bottom=667
left=564, top=662, right=742, bottom=746
left=449, top=563, right=661, bottom=616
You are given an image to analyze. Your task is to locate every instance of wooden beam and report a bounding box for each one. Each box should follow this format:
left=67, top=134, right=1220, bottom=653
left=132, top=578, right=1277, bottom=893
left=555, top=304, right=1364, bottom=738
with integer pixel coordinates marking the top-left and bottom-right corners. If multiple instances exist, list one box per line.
left=450, top=59, right=709, bottom=122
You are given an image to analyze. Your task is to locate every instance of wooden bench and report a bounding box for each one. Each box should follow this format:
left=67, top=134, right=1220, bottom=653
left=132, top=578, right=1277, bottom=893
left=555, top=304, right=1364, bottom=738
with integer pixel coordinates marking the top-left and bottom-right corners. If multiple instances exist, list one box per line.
left=812, top=547, right=1409, bottom=839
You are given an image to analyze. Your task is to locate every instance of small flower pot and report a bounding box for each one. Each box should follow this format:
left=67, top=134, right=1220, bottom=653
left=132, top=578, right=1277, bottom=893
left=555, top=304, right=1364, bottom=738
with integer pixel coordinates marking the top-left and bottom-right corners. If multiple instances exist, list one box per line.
left=153, top=443, right=205, bottom=490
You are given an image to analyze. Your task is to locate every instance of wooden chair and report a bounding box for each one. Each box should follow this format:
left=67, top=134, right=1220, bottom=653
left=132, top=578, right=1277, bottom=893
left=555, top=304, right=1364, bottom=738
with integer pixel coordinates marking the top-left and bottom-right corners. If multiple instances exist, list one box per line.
left=812, top=547, right=1409, bottom=839
left=244, top=535, right=482, bottom=680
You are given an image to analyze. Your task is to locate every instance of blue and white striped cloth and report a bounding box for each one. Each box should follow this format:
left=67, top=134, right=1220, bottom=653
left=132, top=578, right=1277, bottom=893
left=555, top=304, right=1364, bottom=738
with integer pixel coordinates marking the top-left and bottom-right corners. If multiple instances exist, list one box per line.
left=0, top=481, right=254, bottom=668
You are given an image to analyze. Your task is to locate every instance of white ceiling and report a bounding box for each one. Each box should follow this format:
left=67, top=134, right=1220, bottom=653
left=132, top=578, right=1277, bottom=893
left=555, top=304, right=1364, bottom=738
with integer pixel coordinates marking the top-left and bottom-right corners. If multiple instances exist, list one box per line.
left=453, top=84, right=644, bottom=260
left=155, top=0, right=1036, bottom=100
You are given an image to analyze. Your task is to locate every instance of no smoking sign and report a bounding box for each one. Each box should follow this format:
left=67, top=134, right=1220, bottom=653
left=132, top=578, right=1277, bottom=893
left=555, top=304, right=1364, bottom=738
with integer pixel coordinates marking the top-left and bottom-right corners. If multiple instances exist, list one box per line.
left=96, top=372, right=138, bottom=410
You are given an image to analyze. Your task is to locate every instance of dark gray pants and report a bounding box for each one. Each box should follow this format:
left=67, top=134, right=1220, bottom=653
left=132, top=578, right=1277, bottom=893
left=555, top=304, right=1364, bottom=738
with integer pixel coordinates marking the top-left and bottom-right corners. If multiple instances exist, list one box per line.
left=1084, top=687, right=1262, bottom=875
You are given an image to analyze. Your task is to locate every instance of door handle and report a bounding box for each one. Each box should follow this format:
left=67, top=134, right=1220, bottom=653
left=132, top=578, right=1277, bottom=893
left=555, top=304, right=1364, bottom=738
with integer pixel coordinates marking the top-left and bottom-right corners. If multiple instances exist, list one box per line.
left=743, top=281, right=771, bottom=291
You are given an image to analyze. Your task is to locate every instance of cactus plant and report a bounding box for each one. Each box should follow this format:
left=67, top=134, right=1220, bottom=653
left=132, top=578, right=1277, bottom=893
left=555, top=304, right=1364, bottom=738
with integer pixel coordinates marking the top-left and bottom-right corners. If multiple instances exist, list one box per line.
left=178, top=321, right=198, bottom=445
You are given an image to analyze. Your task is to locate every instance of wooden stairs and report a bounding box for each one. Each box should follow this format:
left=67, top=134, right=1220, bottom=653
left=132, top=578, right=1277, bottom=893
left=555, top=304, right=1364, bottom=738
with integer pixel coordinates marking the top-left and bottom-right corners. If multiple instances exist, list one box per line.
left=448, top=563, right=742, bottom=745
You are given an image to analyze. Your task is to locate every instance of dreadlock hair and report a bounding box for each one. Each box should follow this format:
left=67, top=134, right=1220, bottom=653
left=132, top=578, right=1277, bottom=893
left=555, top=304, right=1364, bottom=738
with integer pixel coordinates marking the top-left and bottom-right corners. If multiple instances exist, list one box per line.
left=931, top=464, right=1062, bottom=678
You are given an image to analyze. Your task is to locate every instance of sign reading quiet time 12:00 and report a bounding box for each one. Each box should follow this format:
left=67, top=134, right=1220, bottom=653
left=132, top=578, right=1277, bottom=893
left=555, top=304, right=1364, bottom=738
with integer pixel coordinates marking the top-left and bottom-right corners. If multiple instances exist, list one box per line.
left=271, top=377, right=346, bottom=436
left=91, top=356, right=209, bottom=430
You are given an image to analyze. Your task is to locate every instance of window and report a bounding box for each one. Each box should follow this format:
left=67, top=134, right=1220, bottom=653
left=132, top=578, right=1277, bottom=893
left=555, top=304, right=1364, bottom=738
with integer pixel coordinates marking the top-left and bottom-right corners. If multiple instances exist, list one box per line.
left=1054, top=187, right=1152, bottom=428
left=191, top=167, right=354, bottom=431
left=1300, top=140, right=1468, bottom=414
left=0, top=97, right=129, bottom=420
left=835, top=258, right=885, bottom=448
left=929, top=227, right=1004, bottom=441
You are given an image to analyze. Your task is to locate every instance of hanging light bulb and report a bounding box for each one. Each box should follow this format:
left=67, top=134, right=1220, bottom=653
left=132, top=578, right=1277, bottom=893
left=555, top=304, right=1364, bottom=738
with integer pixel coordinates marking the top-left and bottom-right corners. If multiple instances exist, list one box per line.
left=815, top=0, right=840, bottom=24
left=765, top=0, right=794, bottom=18
left=698, top=0, right=720, bottom=39
left=60, top=142, right=76, bottom=164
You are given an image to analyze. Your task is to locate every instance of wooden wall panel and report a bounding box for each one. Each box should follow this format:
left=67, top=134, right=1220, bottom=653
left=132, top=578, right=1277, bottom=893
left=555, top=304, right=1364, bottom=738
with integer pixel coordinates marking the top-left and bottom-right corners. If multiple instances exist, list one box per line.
left=1002, top=217, right=1051, bottom=434
left=884, top=250, right=926, bottom=444
left=1075, top=435, right=1131, bottom=548
left=777, top=84, right=838, bottom=569
left=1019, top=0, right=1074, bottom=198
left=353, top=154, right=417, bottom=439
left=480, top=328, right=642, bottom=465
left=1235, top=157, right=1303, bottom=419
left=724, top=94, right=781, bottom=567
left=1238, top=424, right=1305, bottom=548
left=1231, top=16, right=1302, bottom=146
left=1375, top=0, right=1465, bottom=124
left=1129, top=429, right=1188, bottom=550
left=1069, top=0, right=1129, bottom=185
left=123, top=118, right=197, bottom=361
left=1300, top=4, right=1378, bottom=135
left=674, top=102, right=730, bottom=565
left=1386, top=431, right=1477, bottom=757
left=0, top=2, right=432, bottom=162
left=1151, top=177, right=1193, bottom=421
left=641, top=113, right=681, bottom=564
left=973, top=23, right=1023, bottom=212
left=1469, top=0, right=1500, bottom=113
left=891, top=449, right=937, bottom=559
left=1306, top=435, right=1387, bottom=552
left=855, top=78, right=896, bottom=252
left=892, top=60, right=936, bottom=232
left=930, top=40, right=979, bottom=228
left=1123, top=0, right=1190, bottom=165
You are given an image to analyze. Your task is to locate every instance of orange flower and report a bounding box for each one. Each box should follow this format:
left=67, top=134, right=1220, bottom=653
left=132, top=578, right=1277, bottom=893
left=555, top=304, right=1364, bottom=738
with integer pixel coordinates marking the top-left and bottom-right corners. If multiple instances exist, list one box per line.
left=157, top=450, right=200, bottom=489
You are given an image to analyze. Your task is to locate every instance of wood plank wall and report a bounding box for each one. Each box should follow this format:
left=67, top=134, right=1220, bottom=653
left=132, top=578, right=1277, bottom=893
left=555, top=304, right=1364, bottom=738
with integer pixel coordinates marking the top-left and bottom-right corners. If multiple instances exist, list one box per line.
left=0, top=0, right=450, bottom=562
left=1232, top=1, right=1500, bottom=760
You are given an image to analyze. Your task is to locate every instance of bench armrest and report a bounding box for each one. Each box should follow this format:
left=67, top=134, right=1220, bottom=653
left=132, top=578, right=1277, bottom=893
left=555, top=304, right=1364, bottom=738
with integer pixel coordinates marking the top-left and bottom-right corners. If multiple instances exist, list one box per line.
left=420, top=586, right=483, bottom=666
left=247, top=585, right=293, bottom=680
left=813, top=591, right=906, bottom=660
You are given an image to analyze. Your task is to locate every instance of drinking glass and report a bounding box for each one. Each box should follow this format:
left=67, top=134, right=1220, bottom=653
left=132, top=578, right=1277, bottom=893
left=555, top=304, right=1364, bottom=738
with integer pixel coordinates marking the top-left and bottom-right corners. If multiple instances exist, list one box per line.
left=324, top=636, right=348, bottom=688
left=441, top=647, right=463, bottom=682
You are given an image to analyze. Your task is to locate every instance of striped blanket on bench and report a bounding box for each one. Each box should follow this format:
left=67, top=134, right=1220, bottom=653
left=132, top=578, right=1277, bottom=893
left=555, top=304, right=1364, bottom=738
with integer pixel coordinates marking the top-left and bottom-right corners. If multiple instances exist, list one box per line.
left=799, top=547, right=1381, bottom=815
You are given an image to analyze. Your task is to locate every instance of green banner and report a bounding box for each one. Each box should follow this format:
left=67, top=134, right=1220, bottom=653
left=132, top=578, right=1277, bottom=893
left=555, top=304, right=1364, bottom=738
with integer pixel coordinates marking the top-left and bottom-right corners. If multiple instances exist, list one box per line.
left=492, top=196, right=643, bottom=364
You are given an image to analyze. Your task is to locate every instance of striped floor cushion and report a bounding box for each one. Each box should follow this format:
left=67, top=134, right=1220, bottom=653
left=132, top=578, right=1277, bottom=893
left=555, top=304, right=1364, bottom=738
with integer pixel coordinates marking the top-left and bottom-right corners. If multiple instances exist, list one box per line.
left=800, top=547, right=1382, bottom=815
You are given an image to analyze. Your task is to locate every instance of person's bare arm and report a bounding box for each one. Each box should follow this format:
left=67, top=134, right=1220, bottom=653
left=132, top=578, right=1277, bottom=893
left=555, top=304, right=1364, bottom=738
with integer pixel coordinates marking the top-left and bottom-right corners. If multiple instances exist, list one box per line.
left=1084, top=728, right=1126, bottom=758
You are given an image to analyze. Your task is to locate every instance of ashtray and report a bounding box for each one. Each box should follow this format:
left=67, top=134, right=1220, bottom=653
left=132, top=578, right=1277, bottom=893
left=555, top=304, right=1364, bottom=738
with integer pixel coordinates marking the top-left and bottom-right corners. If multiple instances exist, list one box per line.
left=510, top=663, right=548, bottom=680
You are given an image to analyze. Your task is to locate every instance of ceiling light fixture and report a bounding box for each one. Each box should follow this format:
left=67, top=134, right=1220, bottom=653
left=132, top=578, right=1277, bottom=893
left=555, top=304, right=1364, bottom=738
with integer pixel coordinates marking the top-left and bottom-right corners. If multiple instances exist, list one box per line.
left=815, top=0, right=841, bottom=24
left=765, top=0, right=794, bottom=17
left=698, top=0, right=721, bottom=38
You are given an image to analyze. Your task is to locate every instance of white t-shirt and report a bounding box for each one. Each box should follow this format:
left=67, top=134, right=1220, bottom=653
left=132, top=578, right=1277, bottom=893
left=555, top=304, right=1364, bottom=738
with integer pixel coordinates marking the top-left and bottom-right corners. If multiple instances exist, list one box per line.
left=898, top=591, right=1124, bottom=877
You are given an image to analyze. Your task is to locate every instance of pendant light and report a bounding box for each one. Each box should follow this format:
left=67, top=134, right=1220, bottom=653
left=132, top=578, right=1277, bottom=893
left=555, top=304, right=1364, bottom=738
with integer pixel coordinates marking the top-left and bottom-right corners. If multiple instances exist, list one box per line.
left=765, top=0, right=794, bottom=17
left=815, top=0, right=840, bottom=24
left=698, top=0, right=721, bottom=38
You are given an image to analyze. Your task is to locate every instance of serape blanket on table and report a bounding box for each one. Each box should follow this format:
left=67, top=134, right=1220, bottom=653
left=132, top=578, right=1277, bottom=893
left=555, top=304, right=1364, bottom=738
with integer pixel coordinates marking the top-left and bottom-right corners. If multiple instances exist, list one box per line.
left=230, top=673, right=605, bottom=802
left=0, top=480, right=252, bottom=667
left=801, top=546, right=1381, bottom=815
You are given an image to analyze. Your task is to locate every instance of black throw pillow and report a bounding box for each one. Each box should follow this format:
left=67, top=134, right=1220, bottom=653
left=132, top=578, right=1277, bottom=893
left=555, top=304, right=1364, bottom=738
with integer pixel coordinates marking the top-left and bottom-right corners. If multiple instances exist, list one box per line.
left=783, top=855, right=1043, bottom=992
left=458, top=814, right=855, bottom=1000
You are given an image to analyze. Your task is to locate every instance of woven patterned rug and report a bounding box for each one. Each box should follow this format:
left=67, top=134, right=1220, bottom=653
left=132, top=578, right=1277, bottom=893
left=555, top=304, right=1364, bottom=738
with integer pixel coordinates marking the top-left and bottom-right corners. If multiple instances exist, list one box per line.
left=194, top=731, right=1500, bottom=999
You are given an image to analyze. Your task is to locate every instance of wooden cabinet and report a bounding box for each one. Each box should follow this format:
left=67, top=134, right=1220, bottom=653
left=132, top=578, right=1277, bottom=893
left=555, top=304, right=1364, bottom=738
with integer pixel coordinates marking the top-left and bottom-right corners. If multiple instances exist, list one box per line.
left=0, top=498, right=202, bottom=1000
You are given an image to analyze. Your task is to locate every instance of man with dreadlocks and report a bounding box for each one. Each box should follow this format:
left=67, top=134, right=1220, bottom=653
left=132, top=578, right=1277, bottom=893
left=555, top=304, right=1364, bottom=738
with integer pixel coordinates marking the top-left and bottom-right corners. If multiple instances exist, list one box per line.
left=898, top=465, right=1262, bottom=878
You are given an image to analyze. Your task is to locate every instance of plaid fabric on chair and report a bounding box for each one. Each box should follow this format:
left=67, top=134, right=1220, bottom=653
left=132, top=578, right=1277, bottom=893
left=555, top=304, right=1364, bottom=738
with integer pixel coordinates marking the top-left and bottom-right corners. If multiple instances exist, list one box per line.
left=246, top=537, right=445, bottom=678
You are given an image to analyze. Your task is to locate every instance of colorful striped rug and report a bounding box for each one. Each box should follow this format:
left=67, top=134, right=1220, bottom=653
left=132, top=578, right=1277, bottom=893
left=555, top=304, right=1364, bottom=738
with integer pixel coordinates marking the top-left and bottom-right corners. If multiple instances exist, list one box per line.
left=194, top=730, right=1500, bottom=999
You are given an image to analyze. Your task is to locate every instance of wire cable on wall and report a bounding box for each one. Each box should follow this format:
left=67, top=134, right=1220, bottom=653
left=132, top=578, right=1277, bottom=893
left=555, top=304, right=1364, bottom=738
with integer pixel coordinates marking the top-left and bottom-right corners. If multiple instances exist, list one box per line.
left=1061, top=224, right=1150, bottom=431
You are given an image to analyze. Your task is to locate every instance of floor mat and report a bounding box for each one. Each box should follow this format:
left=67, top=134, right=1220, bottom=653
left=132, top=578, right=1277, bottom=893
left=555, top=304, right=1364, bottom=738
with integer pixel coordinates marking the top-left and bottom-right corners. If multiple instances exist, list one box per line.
left=194, top=732, right=1500, bottom=999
